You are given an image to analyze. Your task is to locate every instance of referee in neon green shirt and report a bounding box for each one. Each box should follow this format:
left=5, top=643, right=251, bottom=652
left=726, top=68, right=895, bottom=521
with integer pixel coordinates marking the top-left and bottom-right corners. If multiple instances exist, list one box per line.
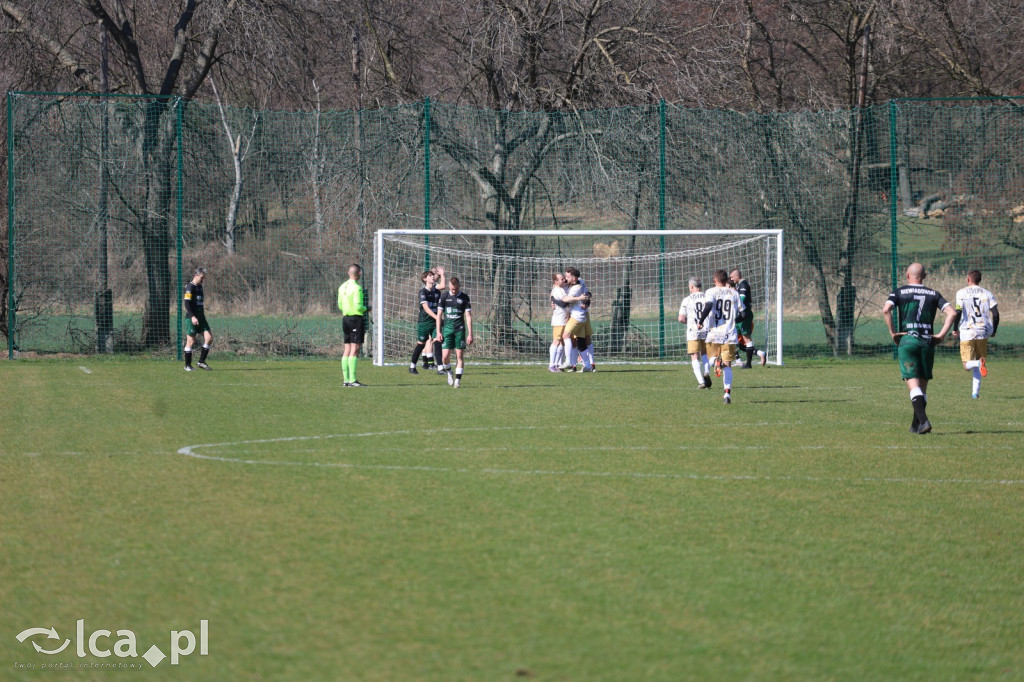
left=338, top=264, right=369, bottom=386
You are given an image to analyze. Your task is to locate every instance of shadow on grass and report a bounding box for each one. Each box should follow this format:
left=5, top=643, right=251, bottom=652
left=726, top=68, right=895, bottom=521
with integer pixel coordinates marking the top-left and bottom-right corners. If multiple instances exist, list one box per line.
left=933, top=429, right=1024, bottom=436
left=747, top=398, right=853, bottom=404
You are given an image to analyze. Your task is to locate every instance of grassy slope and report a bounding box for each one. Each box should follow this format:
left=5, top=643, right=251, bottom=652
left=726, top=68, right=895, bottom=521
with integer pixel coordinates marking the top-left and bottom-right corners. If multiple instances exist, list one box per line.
left=2, top=358, right=1022, bottom=681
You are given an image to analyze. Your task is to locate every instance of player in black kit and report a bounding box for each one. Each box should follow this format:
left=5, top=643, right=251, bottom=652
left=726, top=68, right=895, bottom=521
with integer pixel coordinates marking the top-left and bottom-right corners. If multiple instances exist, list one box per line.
left=409, top=266, right=445, bottom=374
left=183, top=268, right=213, bottom=371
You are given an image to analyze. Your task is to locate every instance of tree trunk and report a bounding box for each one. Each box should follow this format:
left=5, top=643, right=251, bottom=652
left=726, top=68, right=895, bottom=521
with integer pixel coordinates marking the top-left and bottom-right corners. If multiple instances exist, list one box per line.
left=139, top=100, right=176, bottom=348
left=835, top=26, right=871, bottom=356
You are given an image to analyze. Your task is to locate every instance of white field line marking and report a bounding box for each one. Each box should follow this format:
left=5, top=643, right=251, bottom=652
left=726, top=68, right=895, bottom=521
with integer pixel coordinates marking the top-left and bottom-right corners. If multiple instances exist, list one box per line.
left=78, top=366, right=92, bottom=374
left=176, top=428, right=1024, bottom=486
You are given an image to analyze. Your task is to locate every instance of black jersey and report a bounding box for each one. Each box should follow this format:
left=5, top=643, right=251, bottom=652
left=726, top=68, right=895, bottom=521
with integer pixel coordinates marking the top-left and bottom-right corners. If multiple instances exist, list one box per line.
left=418, top=287, right=442, bottom=323
left=737, top=279, right=752, bottom=307
left=736, top=279, right=752, bottom=321
left=886, top=285, right=950, bottom=341
left=438, top=290, right=471, bottom=333
left=184, top=282, right=205, bottom=317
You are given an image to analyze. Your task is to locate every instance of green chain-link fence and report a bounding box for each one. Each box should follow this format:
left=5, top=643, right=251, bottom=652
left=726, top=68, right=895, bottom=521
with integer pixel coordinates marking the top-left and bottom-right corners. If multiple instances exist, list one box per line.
left=5, top=93, right=1023, bottom=359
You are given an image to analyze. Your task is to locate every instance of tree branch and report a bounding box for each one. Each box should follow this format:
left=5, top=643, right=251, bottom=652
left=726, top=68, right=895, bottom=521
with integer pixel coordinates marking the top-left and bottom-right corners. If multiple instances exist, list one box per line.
left=1, top=0, right=103, bottom=90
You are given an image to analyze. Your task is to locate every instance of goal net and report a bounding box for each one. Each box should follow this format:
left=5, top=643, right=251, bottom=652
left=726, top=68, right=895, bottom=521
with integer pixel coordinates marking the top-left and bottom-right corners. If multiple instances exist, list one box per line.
left=373, top=230, right=783, bottom=366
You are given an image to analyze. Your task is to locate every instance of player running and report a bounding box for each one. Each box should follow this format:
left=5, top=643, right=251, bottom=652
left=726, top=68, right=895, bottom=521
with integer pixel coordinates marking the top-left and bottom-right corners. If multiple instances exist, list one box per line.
left=409, top=266, right=446, bottom=374
left=882, top=262, right=956, bottom=434
left=678, top=277, right=712, bottom=389
left=183, top=267, right=213, bottom=371
left=953, top=269, right=999, bottom=399
left=436, top=277, right=473, bottom=388
left=697, top=269, right=745, bottom=403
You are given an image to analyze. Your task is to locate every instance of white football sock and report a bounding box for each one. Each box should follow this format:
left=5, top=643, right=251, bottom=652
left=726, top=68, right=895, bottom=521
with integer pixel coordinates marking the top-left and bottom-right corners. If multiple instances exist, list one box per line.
left=562, top=338, right=575, bottom=365
left=691, top=358, right=704, bottom=383
left=965, top=360, right=980, bottom=369
left=723, top=366, right=733, bottom=389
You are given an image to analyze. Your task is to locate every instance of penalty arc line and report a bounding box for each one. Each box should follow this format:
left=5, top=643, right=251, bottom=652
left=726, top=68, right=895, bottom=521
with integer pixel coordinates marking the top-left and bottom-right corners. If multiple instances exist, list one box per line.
left=176, top=428, right=1024, bottom=487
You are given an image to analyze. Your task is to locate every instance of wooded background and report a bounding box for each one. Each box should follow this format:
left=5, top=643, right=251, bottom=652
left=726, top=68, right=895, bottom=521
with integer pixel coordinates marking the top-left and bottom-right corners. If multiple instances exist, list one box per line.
left=3, top=0, right=1023, bottom=357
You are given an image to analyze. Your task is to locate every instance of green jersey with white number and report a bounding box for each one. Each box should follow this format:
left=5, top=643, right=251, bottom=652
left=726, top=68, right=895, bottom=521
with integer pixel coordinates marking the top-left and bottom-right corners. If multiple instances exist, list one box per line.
left=886, top=285, right=950, bottom=341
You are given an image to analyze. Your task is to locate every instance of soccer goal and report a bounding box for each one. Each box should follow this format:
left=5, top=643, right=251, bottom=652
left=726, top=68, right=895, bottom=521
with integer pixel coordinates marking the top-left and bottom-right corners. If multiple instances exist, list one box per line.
left=373, top=229, right=783, bottom=366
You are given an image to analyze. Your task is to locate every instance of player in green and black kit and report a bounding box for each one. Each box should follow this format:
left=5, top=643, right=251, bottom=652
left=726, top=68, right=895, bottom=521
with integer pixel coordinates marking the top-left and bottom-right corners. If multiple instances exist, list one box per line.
left=730, top=269, right=766, bottom=368
left=882, top=262, right=956, bottom=434
left=409, top=266, right=445, bottom=374
left=183, top=267, right=213, bottom=371
left=436, top=276, right=473, bottom=389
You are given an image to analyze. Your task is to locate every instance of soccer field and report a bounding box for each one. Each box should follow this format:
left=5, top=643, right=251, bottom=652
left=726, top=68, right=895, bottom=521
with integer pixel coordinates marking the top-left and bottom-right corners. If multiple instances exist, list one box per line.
left=2, top=358, right=1023, bottom=680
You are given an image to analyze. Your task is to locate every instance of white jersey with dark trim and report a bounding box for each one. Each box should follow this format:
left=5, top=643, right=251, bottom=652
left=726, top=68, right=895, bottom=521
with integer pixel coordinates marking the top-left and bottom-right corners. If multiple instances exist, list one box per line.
left=679, top=292, right=708, bottom=341
left=551, top=285, right=570, bottom=326
left=955, top=285, right=997, bottom=341
left=703, top=286, right=744, bottom=345
left=567, top=281, right=589, bottom=323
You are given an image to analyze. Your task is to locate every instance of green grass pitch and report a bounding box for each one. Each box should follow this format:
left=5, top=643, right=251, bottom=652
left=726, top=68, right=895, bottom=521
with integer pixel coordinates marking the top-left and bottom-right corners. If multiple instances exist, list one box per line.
left=2, top=357, right=1023, bottom=680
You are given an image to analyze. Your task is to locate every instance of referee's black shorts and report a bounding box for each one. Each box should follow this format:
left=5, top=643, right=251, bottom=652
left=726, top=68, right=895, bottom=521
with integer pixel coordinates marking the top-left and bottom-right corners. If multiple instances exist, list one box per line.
left=343, top=315, right=366, bottom=344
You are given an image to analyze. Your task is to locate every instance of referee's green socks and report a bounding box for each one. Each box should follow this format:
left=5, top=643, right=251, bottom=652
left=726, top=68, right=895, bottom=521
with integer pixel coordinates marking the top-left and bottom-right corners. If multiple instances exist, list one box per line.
left=342, top=356, right=358, bottom=383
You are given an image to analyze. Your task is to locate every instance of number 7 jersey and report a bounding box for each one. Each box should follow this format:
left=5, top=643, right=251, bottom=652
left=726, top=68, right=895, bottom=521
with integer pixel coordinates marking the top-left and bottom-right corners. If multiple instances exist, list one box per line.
left=886, top=285, right=951, bottom=341
left=955, top=285, right=998, bottom=340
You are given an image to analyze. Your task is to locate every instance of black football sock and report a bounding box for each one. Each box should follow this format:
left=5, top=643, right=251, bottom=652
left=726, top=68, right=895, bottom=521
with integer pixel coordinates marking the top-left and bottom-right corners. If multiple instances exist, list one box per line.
left=199, top=345, right=210, bottom=363
left=911, top=396, right=928, bottom=424
left=745, top=347, right=755, bottom=364
left=411, top=342, right=425, bottom=365
left=184, top=349, right=193, bottom=367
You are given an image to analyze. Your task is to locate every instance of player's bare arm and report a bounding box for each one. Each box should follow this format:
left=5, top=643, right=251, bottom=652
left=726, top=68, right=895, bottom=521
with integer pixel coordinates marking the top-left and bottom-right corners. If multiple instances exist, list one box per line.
left=881, top=300, right=897, bottom=340
left=465, top=311, right=473, bottom=345
left=932, top=303, right=956, bottom=343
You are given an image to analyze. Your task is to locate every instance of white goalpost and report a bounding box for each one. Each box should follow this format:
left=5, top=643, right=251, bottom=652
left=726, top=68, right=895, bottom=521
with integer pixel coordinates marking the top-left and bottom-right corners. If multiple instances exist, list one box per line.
left=373, top=229, right=783, bottom=367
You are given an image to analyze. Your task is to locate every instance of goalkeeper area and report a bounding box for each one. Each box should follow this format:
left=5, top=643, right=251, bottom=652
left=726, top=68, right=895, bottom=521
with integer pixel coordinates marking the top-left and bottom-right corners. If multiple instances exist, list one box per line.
left=374, top=229, right=783, bottom=365
left=3, top=357, right=1023, bottom=680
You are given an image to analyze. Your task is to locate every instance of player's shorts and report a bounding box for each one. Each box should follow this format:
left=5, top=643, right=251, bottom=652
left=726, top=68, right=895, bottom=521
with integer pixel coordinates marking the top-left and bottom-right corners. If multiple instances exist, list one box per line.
left=564, top=318, right=592, bottom=339
left=706, top=343, right=737, bottom=365
left=343, top=315, right=366, bottom=344
left=959, top=338, right=988, bottom=363
left=416, top=319, right=437, bottom=343
left=441, top=328, right=467, bottom=350
left=737, top=316, right=754, bottom=337
left=897, top=335, right=934, bottom=381
left=189, top=315, right=211, bottom=336
left=552, top=325, right=565, bottom=342
left=686, top=339, right=707, bottom=356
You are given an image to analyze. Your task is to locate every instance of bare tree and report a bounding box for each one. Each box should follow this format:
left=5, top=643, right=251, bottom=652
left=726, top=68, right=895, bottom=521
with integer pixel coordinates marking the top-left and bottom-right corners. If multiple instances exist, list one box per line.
left=210, top=77, right=260, bottom=255
left=0, top=0, right=330, bottom=346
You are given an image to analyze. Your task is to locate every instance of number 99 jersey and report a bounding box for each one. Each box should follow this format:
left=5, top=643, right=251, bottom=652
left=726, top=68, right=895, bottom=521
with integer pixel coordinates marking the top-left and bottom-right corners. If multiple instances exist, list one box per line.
left=703, top=285, right=744, bottom=345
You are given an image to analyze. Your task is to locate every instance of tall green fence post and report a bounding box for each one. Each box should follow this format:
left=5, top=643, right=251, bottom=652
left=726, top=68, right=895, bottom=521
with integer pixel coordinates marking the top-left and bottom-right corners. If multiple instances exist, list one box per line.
left=658, top=99, right=667, bottom=358
left=175, top=96, right=184, bottom=361
left=7, top=92, right=15, bottom=359
left=888, top=99, right=899, bottom=357
left=424, top=97, right=431, bottom=270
